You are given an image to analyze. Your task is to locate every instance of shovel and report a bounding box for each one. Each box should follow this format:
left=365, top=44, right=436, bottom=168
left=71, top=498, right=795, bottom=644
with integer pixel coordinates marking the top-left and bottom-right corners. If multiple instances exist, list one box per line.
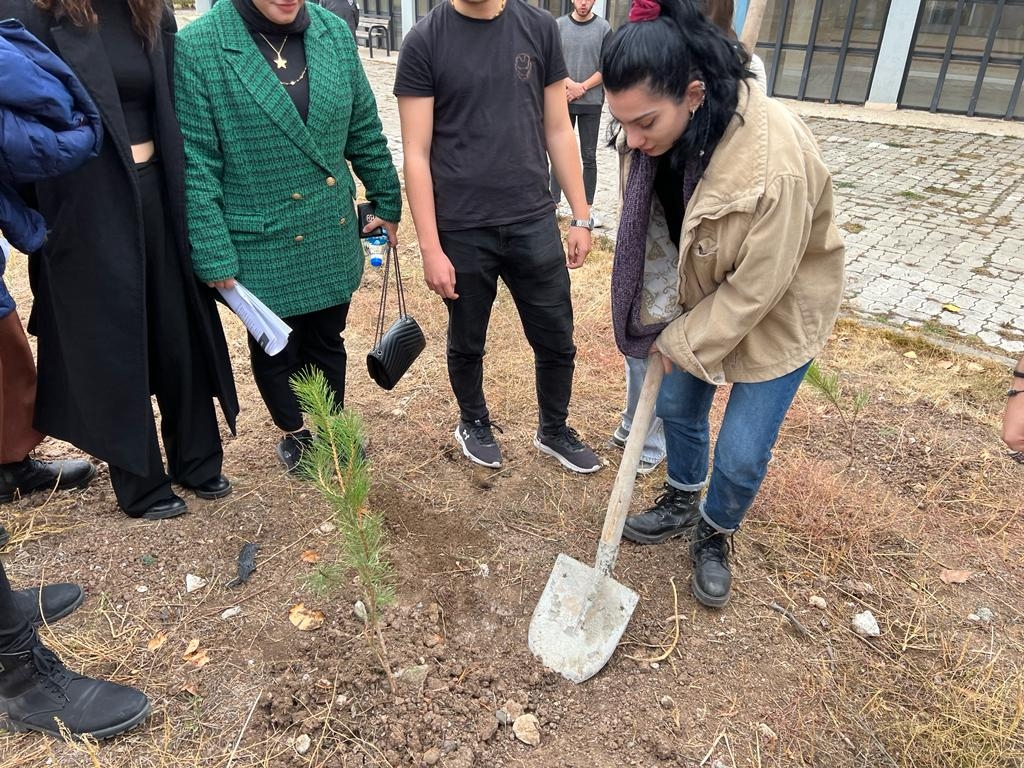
left=528, top=352, right=665, bottom=683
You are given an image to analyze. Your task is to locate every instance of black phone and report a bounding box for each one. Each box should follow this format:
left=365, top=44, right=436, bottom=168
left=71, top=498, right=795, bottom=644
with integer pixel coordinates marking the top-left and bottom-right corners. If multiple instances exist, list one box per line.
left=357, top=201, right=384, bottom=238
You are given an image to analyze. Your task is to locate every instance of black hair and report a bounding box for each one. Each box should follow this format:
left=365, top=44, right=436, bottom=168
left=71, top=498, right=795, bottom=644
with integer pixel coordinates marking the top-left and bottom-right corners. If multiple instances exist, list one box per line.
left=602, top=0, right=751, bottom=169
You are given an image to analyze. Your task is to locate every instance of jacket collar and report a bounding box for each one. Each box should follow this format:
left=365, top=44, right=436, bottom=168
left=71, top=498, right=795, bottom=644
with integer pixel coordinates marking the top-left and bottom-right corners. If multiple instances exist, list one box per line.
left=216, top=1, right=333, bottom=173
left=685, top=82, right=767, bottom=223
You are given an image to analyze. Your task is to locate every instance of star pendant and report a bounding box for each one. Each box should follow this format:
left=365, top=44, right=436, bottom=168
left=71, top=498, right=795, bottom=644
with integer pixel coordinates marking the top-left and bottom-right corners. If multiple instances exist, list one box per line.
left=274, top=55, right=287, bottom=69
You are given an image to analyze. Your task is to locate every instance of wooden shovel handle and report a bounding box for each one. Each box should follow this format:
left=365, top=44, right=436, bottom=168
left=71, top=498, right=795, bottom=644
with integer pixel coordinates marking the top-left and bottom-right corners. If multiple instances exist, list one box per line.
left=595, top=352, right=665, bottom=577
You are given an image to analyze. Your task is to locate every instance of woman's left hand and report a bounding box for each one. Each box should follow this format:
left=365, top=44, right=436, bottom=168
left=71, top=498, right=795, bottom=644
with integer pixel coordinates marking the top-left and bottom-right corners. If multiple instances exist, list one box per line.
left=365, top=216, right=399, bottom=247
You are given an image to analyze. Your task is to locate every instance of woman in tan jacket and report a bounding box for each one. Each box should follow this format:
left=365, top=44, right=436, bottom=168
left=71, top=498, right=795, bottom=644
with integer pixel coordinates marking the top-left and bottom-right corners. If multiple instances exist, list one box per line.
left=604, top=0, right=845, bottom=608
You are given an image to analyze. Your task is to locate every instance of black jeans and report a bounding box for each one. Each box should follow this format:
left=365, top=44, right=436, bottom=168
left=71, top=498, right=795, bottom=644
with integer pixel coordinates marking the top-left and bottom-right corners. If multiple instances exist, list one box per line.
left=440, top=214, right=576, bottom=434
left=109, top=161, right=224, bottom=516
left=0, top=561, right=33, bottom=654
left=550, top=111, right=601, bottom=206
left=248, top=303, right=350, bottom=432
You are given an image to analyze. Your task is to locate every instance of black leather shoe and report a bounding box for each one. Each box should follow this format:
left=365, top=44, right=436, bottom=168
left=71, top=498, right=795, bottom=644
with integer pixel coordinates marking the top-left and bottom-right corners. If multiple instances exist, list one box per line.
left=12, top=584, right=85, bottom=627
left=139, top=495, right=187, bottom=521
left=276, top=429, right=313, bottom=473
left=184, top=474, right=232, bottom=500
left=0, top=524, right=9, bottom=549
left=0, top=643, right=150, bottom=738
left=622, top=484, right=702, bottom=544
left=0, top=458, right=96, bottom=504
left=689, top=519, right=733, bottom=608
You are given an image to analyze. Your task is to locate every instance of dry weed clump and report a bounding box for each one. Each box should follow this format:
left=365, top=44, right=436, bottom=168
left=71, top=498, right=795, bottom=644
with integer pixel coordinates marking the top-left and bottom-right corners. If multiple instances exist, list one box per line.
left=864, top=637, right=1024, bottom=767
left=747, top=446, right=905, bottom=577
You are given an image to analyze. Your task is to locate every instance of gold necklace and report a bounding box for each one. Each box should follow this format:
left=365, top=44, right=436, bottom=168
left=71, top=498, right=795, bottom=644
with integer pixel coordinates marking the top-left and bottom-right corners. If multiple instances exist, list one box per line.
left=449, top=0, right=506, bottom=19
left=279, top=67, right=308, bottom=87
left=258, top=33, right=289, bottom=69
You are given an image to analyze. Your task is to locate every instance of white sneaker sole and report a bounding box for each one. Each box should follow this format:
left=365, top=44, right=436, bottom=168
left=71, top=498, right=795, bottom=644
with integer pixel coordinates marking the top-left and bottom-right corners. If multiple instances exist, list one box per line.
left=533, top=436, right=602, bottom=474
left=454, top=427, right=502, bottom=468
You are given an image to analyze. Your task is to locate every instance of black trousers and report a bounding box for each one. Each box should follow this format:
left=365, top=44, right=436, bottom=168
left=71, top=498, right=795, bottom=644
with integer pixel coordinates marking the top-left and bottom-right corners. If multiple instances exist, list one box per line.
left=439, top=214, right=576, bottom=434
left=0, top=561, right=33, bottom=654
left=108, top=161, right=223, bottom=516
left=550, top=111, right=601, bottom=206
left=248, top=303, right=350, bottom=432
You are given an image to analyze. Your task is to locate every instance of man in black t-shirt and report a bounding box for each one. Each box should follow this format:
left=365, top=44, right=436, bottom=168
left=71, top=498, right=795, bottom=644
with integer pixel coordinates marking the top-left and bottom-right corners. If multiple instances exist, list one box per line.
left=395, top=0, right=601, bottom=475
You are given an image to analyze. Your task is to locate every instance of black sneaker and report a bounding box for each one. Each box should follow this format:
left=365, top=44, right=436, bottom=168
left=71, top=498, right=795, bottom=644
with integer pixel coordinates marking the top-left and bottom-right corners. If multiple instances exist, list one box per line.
left=689, top=518, right=733, bottom=608
left=622, top=483, right=701, bottom=544
left=0, top=458, right=96, bottom=504
left=455, top=420, right=502, bottom=468
left=609, top=425, right=630, bottom=449
left=276, top=430, right=313, bottom=473
left=534, top=427, right=602, bottom=474
left=0, top=643, right=150, bottom=739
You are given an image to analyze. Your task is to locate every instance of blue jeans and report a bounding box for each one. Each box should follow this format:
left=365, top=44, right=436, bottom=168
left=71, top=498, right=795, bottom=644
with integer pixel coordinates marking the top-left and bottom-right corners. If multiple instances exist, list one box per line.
left=620, top=356, right=666, bottom=465
left=658, top=361, right=811, bottom=532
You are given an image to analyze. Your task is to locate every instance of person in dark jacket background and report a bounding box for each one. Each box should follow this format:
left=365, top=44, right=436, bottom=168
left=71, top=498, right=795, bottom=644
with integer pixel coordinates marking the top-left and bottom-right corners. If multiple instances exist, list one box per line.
left=313, top=0, right=358, bottom=37
left=0, top=19, right=150, bottom=740
left=0, top=19, right=98, bottom=503
left=0, top=0, right=240, bottom=521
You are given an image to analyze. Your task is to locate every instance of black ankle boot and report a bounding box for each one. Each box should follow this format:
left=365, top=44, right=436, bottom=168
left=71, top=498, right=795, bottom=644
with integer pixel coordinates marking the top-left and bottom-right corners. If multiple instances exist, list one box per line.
left=0, top=642, right=149, bottom=738
left=622, top=484, right=702, bottom=544
left=0, top=458, right=96, bottom=504
left=689, top=519, right=733, bottom=608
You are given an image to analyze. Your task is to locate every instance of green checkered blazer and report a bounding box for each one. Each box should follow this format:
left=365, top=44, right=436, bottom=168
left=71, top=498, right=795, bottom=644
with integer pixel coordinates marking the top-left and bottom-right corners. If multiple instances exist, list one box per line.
left=174, top=2, right=401, bottom=318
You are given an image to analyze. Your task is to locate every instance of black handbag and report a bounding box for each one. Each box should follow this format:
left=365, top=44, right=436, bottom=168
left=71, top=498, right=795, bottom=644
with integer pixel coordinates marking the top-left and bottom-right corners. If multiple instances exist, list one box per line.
left=366, top=244, right=426, bottom=390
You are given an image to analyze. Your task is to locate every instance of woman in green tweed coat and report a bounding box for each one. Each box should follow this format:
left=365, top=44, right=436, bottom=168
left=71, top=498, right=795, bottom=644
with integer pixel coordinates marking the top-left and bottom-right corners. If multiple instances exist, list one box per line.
left=174, top=0, right=401, bottom=470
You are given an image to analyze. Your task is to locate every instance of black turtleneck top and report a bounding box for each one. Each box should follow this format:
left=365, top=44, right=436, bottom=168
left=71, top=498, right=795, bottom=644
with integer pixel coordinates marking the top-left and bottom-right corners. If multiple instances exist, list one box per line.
left=93, top=0, right=155, bottom=145
left=232, top=0, right=310, bottom=122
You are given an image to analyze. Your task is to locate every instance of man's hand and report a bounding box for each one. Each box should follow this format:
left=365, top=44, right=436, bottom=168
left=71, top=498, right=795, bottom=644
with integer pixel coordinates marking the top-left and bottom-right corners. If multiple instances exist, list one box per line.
left=566, top=226, right=591, bottom=269
left=207, top=278, right=236, bottom=289
left=566, top=80, right=586, bottom=102
left=422, top=249, right=458, bottom=299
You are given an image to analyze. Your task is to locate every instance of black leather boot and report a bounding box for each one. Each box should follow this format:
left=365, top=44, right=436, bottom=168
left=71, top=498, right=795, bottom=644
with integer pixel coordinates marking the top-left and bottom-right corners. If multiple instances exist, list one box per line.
left=0, top=642, right=149, bottom=739
left=689, top=519, right=733, bottom=608
left=12, top=584, right=85, bottom=627
left=0, top=458, right=96, bottom=504
left=622, top=484, right=702, bottom=544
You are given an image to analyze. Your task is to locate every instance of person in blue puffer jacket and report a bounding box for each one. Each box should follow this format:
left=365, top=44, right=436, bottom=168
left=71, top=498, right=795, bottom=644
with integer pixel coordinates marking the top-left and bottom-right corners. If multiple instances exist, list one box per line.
left=0, top=19, right=151, bottom=741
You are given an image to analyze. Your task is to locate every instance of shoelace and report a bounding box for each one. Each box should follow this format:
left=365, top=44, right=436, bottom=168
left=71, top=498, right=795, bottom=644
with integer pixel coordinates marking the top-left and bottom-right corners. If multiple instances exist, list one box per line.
left=31, top=645, right=72, bottom=701
left=561, top=427, right=583, bottom=448
left=469, top=421, right=503, bottom=443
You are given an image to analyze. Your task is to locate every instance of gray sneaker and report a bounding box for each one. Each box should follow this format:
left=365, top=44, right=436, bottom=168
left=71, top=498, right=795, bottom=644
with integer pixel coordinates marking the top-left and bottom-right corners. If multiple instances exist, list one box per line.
left=455, top=420, right=502, bottom=468
left=534, top=428, right=602, bottom=474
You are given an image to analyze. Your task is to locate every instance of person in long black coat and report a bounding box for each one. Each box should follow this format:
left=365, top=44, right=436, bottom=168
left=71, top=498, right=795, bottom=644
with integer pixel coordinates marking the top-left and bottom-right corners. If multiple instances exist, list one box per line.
left=0, top=0, right=239, bottom=520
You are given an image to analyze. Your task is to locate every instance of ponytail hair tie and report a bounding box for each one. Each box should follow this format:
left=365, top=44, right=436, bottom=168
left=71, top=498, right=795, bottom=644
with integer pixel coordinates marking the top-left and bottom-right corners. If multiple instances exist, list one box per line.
left=629, top=0, right=661, bottom=22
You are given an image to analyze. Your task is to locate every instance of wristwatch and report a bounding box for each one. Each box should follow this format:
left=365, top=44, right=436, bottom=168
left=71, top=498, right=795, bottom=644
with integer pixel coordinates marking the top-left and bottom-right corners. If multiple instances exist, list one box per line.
left=569, top=217, right=594, bottom=230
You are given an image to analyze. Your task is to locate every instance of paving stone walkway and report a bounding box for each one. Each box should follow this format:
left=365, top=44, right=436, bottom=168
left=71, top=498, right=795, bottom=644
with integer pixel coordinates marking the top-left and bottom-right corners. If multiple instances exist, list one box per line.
left=172, top=11, right=1024, bottom=356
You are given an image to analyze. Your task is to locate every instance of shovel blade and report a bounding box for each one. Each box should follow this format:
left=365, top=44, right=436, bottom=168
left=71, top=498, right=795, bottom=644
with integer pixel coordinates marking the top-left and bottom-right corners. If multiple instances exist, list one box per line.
left=528, top=553, right=639, bottom=683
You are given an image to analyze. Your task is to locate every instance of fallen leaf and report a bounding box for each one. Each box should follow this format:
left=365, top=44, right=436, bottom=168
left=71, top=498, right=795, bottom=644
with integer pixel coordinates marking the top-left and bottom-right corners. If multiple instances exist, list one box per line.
left=179, top=681, right=201, bottom=697
left=903, top=351, right=918, bottom=359
left=289, top=603, right=325, bottom=632
left=937, top=360, right=955, bottom=369
left=182, top=639, right=211, bottom=667
left=940, top=568, right=973, bottom=585
left=300, top=550, right=320, bottom=564
left=966, top=362, right=985, bottom=373
left=182, top=638, right=200, bottom=657
left=147, top=631, right=168, bottom=652
left=942, top=303, right=961, bottom=313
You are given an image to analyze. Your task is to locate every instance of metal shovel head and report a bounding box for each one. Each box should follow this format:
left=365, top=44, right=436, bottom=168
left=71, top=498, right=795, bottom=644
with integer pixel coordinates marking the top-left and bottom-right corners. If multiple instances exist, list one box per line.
left=528, top=553, right=639, bottom=684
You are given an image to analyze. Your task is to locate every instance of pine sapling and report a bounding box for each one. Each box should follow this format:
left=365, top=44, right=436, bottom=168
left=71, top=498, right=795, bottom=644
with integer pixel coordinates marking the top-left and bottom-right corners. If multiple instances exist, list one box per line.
left=802, top=361, right=870, bottom=461
left=290, top=368, right=397, bottom=692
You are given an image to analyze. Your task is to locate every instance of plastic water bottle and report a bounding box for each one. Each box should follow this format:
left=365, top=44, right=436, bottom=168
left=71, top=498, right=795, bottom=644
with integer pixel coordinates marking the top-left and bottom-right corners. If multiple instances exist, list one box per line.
left=364, top=234, right=388, bottom=268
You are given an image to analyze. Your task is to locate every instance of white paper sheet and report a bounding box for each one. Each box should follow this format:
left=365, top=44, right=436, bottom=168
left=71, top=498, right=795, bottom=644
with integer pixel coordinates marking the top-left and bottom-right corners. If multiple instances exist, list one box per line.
left=217, top=282, right=291, bottom=356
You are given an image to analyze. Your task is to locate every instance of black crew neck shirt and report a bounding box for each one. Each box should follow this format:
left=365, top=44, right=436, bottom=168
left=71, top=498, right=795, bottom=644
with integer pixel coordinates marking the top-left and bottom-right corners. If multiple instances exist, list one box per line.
left=93, top=0, right=154, bottom=144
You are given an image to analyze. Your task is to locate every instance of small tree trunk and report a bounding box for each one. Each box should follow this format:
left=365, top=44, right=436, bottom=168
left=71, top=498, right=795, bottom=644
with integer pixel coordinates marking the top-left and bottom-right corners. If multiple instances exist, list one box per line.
left=740, top=0, right=769, bottom=51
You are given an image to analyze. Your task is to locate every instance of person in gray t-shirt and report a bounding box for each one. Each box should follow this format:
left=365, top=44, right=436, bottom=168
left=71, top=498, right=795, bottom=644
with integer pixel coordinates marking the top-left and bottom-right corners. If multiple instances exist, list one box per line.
left=550, top=0, right=611, bottom=226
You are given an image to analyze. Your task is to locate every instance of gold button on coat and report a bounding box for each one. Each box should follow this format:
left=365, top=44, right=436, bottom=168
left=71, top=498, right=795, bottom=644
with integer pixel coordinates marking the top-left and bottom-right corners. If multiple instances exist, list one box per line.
left=339, top=217, right=346, bottom=226
left=326, top=176, right=336, bottom=187
left=291, top=192, right=303, bottom=200
left=294, top=235, right=304, bottom=243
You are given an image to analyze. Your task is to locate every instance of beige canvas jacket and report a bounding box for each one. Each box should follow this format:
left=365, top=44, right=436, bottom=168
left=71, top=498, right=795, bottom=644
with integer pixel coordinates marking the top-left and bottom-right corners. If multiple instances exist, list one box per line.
left=643, top=84, right=845, bottom=384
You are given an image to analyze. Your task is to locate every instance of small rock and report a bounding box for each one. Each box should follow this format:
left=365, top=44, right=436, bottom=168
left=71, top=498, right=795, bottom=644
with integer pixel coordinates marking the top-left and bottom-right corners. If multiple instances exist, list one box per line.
left=294, top=734, right=311, bottom=755
left=424, top=634, right=443, bottom=648
left=968, top=607, right=995, bottom=624
left=185, top=574, right=207, bottom=593
left=843, top=579, right=875, bottom=596
left=650, top=661, right=660, bottom=670
left=495, top=709, right=511, bottom=726
left=422, top=747, right=441, bottom=765
left=757, top=722, right=778, bottom=741
left=852, top=610, right=881, bottom=637
left=220, top=606, right=242, bottom=620
left=396, top=664, right=429, bottom=692
left=476, top=563, right=490, bottom=578
left=441, top=739, right=458, bottom=753
left=654, top=736, right=675, bottom=760
left=658, top=695, right=675, bottom=710
left=502, top=699, right=524, bottom=721
left=136, top=585, right=148, bottom=593
left=353, top=601, right=368, bottom=623
left=318, top=521, right=337, bottom=534
left=512, top=714, right=540, bottom=747
left=479, top=718, right=499, bottom=741
left=809, top=596, right=827, bottom=609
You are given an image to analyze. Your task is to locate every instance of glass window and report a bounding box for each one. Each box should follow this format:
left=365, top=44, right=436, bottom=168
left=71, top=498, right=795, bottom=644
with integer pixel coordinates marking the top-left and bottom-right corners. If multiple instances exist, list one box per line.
left=838, top=53, right=877, bottom=102
left=937, top=60, right=982, bottom=111
left=815, top=0, right=853, bottom=47
left=901, top=56, right=942, bottom=109
left=804, top=51, right=839, bottom=99
left=760, top=0, right=785, bottom=45
left=974, top=63, right=1019, bottom=115
left=773, top=49, right=807, bottom=97
left=992, top=4, right=1024, bottom=58
left=782, top=2, right=815, bottom=46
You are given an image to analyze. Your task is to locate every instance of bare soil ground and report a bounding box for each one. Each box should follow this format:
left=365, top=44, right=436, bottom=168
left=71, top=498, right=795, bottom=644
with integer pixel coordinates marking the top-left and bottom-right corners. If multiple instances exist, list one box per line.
left=1, top=224, right=1021, bottom=768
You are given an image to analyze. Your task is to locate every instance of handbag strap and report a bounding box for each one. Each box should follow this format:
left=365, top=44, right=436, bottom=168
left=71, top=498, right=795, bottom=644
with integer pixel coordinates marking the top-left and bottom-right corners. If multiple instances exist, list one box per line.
left=373, top=244, right=408, bottom=345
